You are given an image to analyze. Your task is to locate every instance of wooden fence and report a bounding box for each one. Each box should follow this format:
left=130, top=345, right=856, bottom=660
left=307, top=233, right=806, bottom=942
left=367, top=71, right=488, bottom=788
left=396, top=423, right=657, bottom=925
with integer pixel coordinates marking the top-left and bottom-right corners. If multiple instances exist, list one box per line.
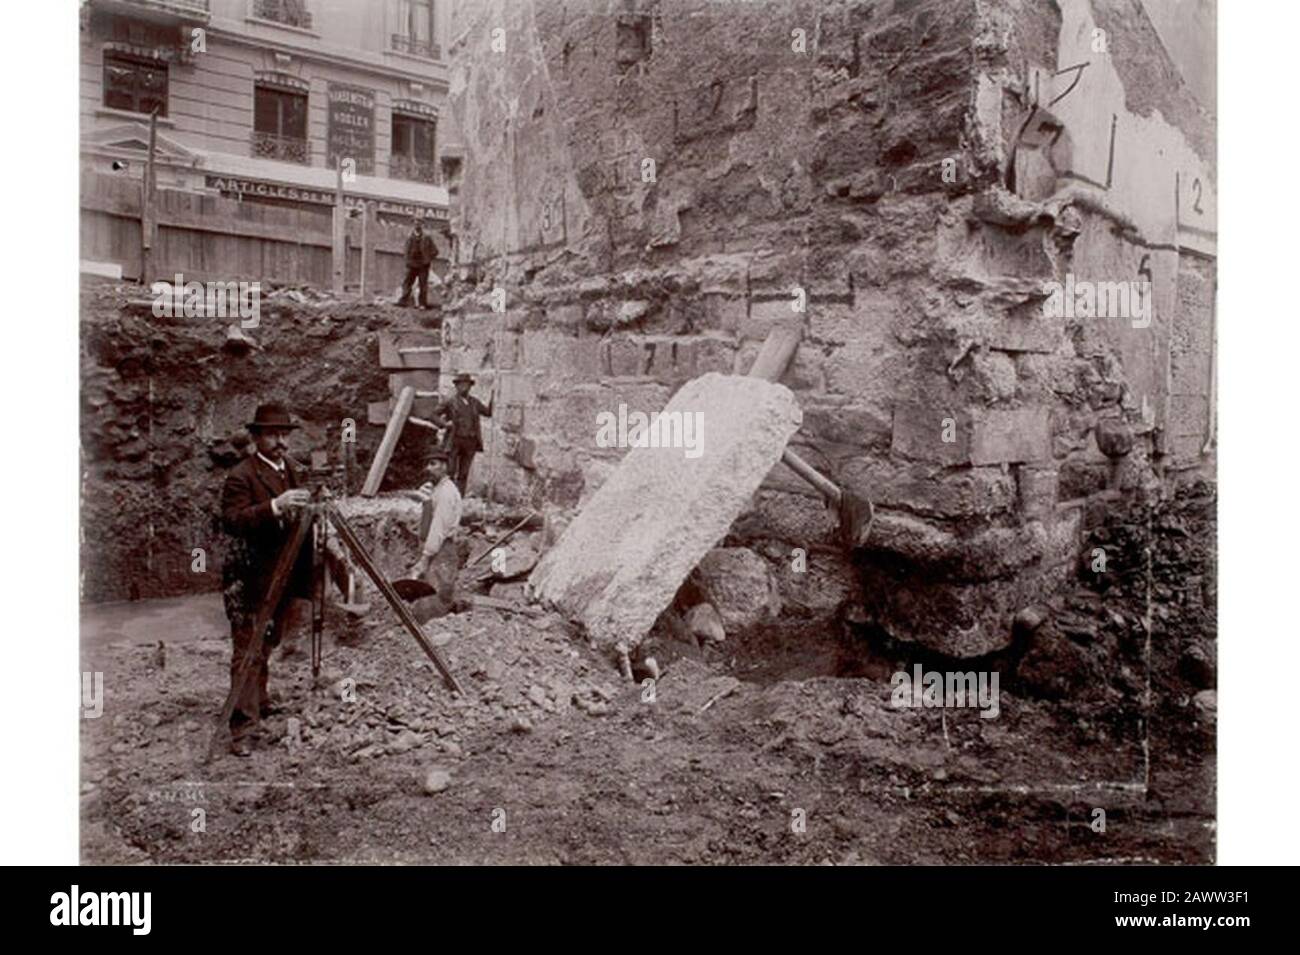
left=81, top=170, right=447, bottom=293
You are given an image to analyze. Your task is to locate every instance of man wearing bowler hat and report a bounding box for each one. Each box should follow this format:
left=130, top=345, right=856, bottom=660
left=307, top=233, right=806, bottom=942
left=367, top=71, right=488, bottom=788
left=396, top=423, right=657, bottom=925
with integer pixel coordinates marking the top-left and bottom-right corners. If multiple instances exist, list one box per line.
left=436, top=372, right=493, bottom=495
left=218, top=402, right=313, bottom=757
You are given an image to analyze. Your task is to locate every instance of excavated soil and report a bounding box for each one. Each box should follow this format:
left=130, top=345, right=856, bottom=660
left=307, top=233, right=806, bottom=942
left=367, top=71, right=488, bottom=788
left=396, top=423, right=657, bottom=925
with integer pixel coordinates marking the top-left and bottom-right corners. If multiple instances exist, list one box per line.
left=79, top=482, right=1215, bottom=864
left=80, top=279, right=442, bottom=602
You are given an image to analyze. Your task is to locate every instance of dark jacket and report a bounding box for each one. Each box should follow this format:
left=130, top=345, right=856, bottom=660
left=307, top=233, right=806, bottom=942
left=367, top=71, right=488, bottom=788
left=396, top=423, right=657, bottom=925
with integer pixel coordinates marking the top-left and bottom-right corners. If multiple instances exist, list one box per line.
left=437, top=393, right=492, bottom=452
left=405, top=231, right=435, bottom=268
left=220, top=454, right=313, bottom=622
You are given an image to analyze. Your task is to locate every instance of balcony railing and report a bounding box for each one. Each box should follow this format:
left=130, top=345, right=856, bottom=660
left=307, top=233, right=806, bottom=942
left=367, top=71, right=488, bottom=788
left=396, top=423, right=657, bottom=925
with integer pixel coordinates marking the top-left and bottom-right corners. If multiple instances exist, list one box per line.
left=252, top=0, right=312, bottom=30
left=251, top=131, right=311, bottom=164
left=391, top=33, right=441, bottom=60
left=390, top=155, right=440, bottom=185
left=90, top=0, right=210, bottom=20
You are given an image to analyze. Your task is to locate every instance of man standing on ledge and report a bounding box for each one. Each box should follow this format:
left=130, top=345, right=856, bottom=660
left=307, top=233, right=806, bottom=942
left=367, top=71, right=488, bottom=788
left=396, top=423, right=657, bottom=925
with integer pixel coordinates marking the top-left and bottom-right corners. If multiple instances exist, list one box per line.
left=437, top=372, right=493, bottom=495
left=219, top=402, right=312, bottom=757
left=397, top=219, right=435, bottom=308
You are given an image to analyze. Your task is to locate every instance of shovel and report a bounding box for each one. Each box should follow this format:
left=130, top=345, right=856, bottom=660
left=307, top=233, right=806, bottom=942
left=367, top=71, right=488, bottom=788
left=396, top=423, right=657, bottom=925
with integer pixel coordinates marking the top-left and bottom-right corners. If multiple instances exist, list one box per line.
left=748, top=321, right=875, bottom=550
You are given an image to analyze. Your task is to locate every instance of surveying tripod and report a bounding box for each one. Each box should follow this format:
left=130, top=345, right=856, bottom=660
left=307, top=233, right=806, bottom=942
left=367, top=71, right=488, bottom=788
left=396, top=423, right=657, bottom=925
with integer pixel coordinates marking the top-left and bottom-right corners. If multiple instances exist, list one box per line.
left=205, top=485, right=462, bottom=762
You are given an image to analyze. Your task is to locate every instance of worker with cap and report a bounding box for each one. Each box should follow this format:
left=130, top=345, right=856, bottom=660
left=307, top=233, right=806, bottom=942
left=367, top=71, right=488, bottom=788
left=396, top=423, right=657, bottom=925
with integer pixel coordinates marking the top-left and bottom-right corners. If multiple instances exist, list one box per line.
left=409, top=448, right=463, bottom=619
left=218, top=402, right=312, bottom=757
left=436, top=372, right=493, bottom=495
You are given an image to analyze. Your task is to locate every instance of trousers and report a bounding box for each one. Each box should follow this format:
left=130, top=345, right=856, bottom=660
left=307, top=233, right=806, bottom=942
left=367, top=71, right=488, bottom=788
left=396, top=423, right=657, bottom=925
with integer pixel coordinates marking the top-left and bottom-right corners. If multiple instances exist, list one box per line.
left=448, top=438, right=478, bottom=495
left=411, top=539, right=466, bottom=623
left=399, top=265, right=430, bottom=307
left=228, top=597, right=300, bottom=738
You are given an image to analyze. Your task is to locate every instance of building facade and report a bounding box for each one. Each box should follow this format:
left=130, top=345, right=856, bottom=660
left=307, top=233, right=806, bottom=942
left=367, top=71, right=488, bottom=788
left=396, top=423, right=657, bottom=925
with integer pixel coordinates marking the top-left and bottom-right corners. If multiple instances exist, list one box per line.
left=80, top=0, right=460, bottom=282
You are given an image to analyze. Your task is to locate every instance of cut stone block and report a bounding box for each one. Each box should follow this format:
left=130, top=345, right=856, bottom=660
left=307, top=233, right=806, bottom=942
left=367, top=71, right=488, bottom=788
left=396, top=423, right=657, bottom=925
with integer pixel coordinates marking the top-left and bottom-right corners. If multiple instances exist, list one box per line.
left=890, top=401, right=968, bottom=465
left=970, top=408, right=1051, bottom=465
left=527, top=372, right=802, bottom=653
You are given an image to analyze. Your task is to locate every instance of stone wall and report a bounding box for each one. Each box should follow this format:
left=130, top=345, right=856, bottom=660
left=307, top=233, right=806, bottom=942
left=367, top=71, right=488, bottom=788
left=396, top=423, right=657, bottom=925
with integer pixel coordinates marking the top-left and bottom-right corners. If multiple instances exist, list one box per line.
left=442, top=0, right=1216, bottom=656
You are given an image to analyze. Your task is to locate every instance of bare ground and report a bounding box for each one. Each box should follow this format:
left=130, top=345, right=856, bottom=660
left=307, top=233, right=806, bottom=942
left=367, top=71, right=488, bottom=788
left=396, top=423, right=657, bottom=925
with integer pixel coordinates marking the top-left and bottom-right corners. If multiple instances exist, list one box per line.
left=80, top=483, right=1215, bottom=865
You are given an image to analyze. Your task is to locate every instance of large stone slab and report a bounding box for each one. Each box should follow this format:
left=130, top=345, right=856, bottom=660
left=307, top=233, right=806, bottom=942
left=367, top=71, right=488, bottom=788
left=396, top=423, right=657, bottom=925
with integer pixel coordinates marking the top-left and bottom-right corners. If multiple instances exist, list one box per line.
left=527, top=373, right=802, bottom=652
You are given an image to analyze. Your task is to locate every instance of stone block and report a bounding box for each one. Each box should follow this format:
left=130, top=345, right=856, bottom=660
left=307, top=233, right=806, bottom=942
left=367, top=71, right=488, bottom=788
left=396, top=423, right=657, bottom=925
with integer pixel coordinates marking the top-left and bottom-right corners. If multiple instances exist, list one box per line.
left=845, top=460, right=1017, bottom=520
left=547, top=303, right=584, bottom=329
left=890, top=401, right=969, bottom=465
left=980, top=313, right=1062, bottom=354
left=603, top=337, right=645, bottom=377
left=700, top=293, right=748, bottom=332
left=693, top=335, right=738, bottom=375
left=1017, top=466, right=1058, bottom=520
left=528, top=374, right=803, bottom=654
left=969, top=407, right=1051, bottom=465
left=522, top=332, right=603, bottom=380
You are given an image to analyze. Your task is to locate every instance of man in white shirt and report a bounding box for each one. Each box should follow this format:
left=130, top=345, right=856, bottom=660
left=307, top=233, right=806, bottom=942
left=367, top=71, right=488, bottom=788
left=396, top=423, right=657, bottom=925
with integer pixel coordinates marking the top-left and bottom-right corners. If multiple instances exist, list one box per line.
left=408, top=449, right=463, bottom=619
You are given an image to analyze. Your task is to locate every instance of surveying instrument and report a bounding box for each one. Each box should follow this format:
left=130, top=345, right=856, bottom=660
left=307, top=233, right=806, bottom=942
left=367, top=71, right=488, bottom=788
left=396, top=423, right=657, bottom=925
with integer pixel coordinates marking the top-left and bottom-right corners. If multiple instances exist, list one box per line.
left=205, top=456, right=462, bottom=762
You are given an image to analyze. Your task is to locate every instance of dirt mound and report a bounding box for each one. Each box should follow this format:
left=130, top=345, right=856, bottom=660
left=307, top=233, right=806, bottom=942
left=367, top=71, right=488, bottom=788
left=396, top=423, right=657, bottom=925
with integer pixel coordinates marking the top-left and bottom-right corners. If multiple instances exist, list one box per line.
left=81, top=280, right=443, bottom=601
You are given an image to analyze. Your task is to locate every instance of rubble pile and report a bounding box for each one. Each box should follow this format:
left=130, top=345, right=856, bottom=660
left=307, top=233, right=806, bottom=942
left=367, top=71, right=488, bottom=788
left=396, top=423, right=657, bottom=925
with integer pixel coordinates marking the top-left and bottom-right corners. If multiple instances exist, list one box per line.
left=1012, top=479, right=1217, bottom=752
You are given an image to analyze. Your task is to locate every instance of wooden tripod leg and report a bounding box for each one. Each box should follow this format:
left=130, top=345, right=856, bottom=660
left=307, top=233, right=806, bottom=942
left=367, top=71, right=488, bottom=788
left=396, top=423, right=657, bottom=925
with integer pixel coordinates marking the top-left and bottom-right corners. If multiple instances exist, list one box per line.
left=326, top=504, right=464, bottom=694
left=311, top=519, right=325, bottom=680
left=204, top=513, right=312, bottom=763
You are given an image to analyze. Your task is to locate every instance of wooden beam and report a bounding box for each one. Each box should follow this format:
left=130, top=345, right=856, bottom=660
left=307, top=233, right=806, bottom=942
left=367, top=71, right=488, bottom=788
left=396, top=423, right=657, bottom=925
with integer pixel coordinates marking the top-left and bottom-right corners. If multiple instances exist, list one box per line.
left=746, top=321, right=842, bottom=508
left=361, top=385, right=415, bottom=497
left=140, top=109, right=158, bottom=285
left=378, top=332, right=440, bottom=369
left=747, top=318, right=803, bottom=382
left=332, top=162, right=346, bottom=294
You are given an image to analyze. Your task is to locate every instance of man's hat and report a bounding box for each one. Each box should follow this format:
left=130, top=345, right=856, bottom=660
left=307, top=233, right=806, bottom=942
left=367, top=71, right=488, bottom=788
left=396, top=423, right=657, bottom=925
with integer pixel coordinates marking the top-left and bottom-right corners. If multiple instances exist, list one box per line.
left=452, top=372, right=475, bottom=385
left=247, top=402, right=299, bottom=431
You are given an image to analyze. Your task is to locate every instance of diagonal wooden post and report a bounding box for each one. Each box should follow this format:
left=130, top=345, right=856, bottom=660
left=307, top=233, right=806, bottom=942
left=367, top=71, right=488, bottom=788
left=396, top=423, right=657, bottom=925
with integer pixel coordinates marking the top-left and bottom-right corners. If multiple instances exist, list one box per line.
left=361, top=385, right=415, bottom=496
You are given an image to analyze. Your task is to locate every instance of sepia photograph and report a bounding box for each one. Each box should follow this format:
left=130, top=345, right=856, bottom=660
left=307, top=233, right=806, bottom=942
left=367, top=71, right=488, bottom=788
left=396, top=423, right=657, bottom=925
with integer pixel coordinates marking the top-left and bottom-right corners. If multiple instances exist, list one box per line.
left=6, top=0, right=1298, bottom=926
left=65, top=0, right=1227, bottom=869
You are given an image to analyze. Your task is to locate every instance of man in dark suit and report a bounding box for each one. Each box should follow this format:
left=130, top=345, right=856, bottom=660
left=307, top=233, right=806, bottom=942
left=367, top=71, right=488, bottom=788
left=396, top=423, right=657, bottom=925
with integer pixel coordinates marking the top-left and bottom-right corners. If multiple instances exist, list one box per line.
left=397, top=219, right=436, bottom=308
left=435, top=372, right=493, bottom=495
left=219, top=402, right=313, bottom=757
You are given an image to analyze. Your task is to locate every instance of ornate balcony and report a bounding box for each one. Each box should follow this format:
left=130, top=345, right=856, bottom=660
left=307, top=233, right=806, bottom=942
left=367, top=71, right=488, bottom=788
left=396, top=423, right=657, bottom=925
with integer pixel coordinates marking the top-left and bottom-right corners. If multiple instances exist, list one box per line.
left=252, top=0, right=312, bottom=30
left=150, top=0, right=209, bottom=15
left=391, top=33, right=441, bottom=60
left=251, top=131, right=310, bottom=164
left=86, top=0, right=211, bottom=21
left=390, top=155, right=440, bottom=185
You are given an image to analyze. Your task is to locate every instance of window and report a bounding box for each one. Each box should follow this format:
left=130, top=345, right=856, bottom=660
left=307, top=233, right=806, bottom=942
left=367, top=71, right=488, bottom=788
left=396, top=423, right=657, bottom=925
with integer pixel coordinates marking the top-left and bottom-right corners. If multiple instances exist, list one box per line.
left=252, top=0, right=313, bottom=30
left=392, top=0, right=438, bottom=59
left=253, top=84, right=309, bottom=163
left=391, top=112, right=438, bottom=183
left=103, top=52, right=168, bottom=116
